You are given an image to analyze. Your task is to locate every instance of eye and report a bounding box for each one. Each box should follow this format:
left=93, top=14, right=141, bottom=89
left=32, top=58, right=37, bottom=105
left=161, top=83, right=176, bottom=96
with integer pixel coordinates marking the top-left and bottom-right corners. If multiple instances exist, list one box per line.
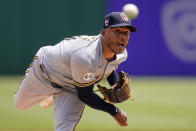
left=124, top=31, right=129, bottom=35
left=113, top=29, right=130, bottom=36
left=115, top=30, right=121, bottom=34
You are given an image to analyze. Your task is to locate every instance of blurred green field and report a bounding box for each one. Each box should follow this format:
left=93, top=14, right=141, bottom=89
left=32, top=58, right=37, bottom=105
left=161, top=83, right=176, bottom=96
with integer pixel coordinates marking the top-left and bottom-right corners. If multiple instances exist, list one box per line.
left=0, top=75, right=196, bottom=131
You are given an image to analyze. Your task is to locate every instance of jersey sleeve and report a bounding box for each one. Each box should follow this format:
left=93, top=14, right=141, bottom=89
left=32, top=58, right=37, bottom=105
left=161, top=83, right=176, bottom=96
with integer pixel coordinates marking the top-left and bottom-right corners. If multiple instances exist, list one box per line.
left=107, top=70, right=117, bottom=86
left=70, top=52, right=96, bottom=87
left=75, top=84, right=118, bottom=116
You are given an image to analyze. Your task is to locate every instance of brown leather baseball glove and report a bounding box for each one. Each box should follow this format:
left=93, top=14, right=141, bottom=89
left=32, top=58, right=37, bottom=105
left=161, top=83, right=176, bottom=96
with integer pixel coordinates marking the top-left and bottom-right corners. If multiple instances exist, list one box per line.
left=97, top=71, right=132, bottom=104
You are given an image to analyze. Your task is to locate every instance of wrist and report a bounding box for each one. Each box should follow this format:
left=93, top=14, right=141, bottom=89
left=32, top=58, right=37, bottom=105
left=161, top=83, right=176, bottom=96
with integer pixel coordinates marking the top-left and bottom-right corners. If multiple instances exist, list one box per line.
left=110, top=106, right=119, bottom=116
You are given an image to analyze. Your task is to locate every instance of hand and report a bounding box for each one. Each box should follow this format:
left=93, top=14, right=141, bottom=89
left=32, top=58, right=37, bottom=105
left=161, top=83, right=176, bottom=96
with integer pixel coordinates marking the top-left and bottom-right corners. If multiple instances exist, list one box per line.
left=40, top=96, right=53, bottom=109
left=112, top=108, right=128, bottom=126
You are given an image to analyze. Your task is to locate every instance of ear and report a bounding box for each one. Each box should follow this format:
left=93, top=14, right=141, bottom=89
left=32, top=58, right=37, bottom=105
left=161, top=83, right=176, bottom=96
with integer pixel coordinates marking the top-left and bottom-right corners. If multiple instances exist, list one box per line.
left=101, top=29, right=106, bottom=39
left=101, top=29, right=105, bottom=35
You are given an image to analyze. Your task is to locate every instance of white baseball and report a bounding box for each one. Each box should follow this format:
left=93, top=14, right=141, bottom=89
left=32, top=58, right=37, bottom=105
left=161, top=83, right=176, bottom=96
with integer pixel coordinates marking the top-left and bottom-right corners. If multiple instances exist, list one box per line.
left=123, top=3, right=139, bottom=20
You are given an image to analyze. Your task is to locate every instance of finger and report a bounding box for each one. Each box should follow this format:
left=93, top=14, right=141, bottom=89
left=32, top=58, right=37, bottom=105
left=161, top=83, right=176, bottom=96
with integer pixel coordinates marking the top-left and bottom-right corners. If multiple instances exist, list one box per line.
left=119, top=117, right=127, bottom=126
left=118, top=121, right=123, bottom=126
left=122, top=112, right=127, bottom=121
left=124, top=115, right=127, bottom=121
left=120, top=122, right=127, bottom=126
left=116, top=117, right=124, bottom=126
left=120, top=113, right=127, bottom=122
left=122, top=118, right=128, bottom=126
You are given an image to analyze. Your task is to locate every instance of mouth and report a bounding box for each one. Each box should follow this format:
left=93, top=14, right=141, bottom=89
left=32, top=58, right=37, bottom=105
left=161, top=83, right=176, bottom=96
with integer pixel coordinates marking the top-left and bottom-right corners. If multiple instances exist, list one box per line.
left=117, top=43, right=125, bottom=48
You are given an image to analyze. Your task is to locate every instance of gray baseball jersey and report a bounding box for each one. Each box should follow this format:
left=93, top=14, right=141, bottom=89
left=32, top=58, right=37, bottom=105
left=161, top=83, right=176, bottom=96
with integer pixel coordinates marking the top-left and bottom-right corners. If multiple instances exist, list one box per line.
left=15, top=34, right=127, bottom=131
left=37, top=34, right=127, bottom=90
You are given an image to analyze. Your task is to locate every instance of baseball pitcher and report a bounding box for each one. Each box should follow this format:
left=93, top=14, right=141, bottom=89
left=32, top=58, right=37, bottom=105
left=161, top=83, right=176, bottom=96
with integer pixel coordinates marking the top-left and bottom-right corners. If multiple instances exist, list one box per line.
left=14, top=12, right=136, bottom=131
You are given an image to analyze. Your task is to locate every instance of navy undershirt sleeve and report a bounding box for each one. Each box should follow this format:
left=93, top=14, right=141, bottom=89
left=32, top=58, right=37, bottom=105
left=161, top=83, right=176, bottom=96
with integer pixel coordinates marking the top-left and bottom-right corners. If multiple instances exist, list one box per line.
left=107, top=70, right=118, bottom=86
left=75, top=85, right=118, bottom=116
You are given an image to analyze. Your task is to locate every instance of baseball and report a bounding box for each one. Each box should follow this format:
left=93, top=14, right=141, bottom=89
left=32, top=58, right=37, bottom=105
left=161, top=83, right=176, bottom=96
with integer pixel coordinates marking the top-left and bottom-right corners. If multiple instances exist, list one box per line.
left=122, top=3, right=139, bottom=20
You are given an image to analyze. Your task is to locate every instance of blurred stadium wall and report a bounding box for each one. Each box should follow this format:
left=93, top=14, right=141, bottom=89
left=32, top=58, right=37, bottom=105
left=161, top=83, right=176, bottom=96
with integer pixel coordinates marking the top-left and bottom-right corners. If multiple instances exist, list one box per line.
left=107, top=0, right=196, bottom=76
left=0, top=0, right=104, bottom=74
left=0, top=0, right=196, bottom=76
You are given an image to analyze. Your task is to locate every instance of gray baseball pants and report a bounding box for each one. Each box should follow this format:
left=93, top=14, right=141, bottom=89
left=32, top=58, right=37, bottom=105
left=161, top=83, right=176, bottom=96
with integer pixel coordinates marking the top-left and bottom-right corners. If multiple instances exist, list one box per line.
left=14, top=47, right=85, bottom=131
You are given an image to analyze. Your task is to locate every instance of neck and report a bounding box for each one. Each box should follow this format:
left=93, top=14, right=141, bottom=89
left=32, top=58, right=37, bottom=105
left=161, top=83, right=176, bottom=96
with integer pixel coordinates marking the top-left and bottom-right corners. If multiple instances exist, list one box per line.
left=102, top=40, right=116, bottom=62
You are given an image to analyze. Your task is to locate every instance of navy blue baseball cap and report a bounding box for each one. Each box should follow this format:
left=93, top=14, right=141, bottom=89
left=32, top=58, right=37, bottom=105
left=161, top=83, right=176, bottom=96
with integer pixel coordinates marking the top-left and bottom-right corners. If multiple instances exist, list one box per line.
left=103, top=12, right=137, bottom=32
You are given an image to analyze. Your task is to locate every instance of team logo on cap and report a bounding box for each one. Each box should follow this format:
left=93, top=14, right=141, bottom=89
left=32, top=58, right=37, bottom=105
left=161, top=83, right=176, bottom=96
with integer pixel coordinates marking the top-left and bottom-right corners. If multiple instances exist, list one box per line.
left=105, top=19, right=109, bottom=26
left=120, top=12, right=129, bottom=21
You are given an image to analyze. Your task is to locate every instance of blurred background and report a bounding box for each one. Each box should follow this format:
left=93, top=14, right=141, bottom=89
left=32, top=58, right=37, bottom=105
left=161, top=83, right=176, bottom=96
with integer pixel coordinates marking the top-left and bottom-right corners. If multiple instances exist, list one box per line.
left=0, top=0, right=196, bottom=131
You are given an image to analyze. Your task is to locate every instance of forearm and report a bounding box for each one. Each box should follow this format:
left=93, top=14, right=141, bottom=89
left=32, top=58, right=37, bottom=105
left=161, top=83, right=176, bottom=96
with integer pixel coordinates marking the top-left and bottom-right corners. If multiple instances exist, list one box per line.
left=75, top=85, right=118, bottom=116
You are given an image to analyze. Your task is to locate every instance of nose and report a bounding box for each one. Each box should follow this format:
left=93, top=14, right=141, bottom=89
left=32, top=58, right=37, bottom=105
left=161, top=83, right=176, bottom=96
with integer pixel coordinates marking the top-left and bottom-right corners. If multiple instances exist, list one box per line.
left=119, top=34, right=126, bottom=42
left=120, top=37, right=125, bottom=43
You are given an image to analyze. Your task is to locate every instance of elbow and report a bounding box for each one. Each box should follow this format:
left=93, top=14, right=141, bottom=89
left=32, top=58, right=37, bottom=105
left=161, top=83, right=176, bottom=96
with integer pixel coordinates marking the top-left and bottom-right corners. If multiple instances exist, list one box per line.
left=77, top=93, right=90, bottom=103
left=75, top=84, right=94, bottom=103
